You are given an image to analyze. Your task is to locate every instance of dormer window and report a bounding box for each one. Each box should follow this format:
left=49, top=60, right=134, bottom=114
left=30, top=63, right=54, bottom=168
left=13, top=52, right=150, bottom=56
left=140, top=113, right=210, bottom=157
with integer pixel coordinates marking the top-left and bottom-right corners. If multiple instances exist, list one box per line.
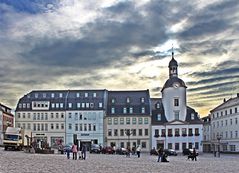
left=191, top=113, right=195, bottom=120
left=35, top=93, right=38, bottom=98
left=111, top=98, right=115, bottom=104
left=93, top=93, right=97, bottom=97
left=111, top=107, right=115, bottom=114
left=51, top=93, right=55, bottom=98
left=43, top=93, right=46, bottom=98
left=85, top=93, right=88, bottom=98
left=59, top=93, right=63, bottom=98
left=141, top=107, right=145, bottom=113
left=129, top=107, right=133, bottom=114
left=123, top=107, right=127, bottom=114
left=157, top=114, right=161, bottom=121
left=76, top=93, right=80, bottom=98
left=156, top=103, right=160, bottom=109
left=141, top=97, right=145, bottom=103
left=126, top=97, right=130, bottom=103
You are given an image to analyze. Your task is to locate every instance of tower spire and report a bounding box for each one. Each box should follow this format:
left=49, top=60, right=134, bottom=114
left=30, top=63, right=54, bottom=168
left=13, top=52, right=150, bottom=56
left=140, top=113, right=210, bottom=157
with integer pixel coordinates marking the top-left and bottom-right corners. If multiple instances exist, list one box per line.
left=172, top=44, right=174, bottom=59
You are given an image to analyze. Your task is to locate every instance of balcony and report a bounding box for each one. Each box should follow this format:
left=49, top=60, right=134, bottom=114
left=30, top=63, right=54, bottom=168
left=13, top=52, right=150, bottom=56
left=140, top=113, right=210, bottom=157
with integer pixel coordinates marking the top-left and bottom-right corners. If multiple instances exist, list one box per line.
left=161, top=134, right=166, bottom=137
left=182, top=134, right=187, bottom=137
left=188, top=133, right=193, bottom=136
left=175, top=134, right=180, bottom=137
left=168, top=134, right=173, bottom=137
left=195, top=133, right=200, bottom=136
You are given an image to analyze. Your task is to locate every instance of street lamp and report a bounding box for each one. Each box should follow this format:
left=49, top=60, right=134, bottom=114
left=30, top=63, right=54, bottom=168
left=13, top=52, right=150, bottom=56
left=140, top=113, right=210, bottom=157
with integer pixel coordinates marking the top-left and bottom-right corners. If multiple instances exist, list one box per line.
left=217, top=134, right=222, bottom=158
left=125, top=129, right=133, bottom=149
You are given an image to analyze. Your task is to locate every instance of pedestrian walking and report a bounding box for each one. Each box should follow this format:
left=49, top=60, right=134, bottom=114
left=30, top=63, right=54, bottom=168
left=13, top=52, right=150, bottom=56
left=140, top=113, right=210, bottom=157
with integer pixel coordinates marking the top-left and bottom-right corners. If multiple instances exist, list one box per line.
left=157, top=147, right=163, bottom=162
left=136, top=145, right=141, bottom=158
left=126, top=146, right=131, bottom=157
left=192, top=148, right=197, bottom=161
left=81, top=144, right=86, bottom=160
left=66, top=148, right=70, bottom=159
left=72, top=144, right=78, bottom=160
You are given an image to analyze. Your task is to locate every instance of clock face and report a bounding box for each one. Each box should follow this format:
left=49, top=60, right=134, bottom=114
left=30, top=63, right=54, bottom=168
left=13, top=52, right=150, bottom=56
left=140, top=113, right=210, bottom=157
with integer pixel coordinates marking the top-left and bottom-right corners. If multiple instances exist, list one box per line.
left=173, top=82, right=180, bottom=88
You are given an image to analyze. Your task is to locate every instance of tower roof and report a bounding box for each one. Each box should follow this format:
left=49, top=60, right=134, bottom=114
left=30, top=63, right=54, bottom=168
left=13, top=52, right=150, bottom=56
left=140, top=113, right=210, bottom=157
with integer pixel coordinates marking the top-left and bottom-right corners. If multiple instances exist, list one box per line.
left=168, top=57, right=178, bottom=67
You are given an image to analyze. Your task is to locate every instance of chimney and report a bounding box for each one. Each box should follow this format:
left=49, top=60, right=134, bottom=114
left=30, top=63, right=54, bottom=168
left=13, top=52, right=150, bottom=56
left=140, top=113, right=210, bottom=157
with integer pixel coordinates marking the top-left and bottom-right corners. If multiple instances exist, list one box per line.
left=223, top=98, right=226, bottom=103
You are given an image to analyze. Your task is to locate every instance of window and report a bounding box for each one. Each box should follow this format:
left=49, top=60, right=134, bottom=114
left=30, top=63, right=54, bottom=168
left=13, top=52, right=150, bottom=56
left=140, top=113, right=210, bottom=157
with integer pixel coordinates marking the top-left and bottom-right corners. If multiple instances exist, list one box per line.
left=168, top=143, right=172, bottom=149
left=61, top=124, right=64, bottom=130
left=99, top=102, right=103, bottom=108
left=230, top=109, right=232, bottom=114
left=59, top=93, right=63, bottom=98
left=56, top=113, right=59, bottom=119
left=113, top=118, right=118, bottom=125
left=93, top=93, right=97, bottom=97
left=81, top=103, right=85, bottom=108
left=236, top=118, right=238, bottom=125
left=35, top=93, right=38, bottom=98
left=141, top=97, right=145, bottom=103
left=45, top=124, right=48, bottom=131
left=120, top=118, right=124, bottom=125
left=68, top=103, right=72, bottom=108
left=235, top=107, right=238, bottom=113
left=145, top=129, right=148, bottom=136
left=108, top=118, right=112, bottom=125
left=76, top=93, right=80, bottom=97
left=111, top=107, right=115, bottom=114
left=130, top=107, right=133, bottom=114
left=168, top=129, right=172, bottom=137
left=33, top=124, right=36, bottom=131
left=27, top=123, right=31, bottom=130
left=174, top=98, right=179, bottom=106
left=120, top=129, right=124, bottom=136
left=189, top=142, right=193, bottom=149
left=182, top=128, right=187, bottom=136
left=156, top=103, right=160, bottom=109
left=41, top=124, right=44, bottom=131
left=225, top=120, right=228, bottom=126
left=138, top=118, right=143, bottom=124
left=77, top=103, right=81, bottom=108
left=235, top=131, right=238, bottom=138
left=188, top=128, right=193, bottom=136
left=43, top=93, right=46, bottom=98
left=132, top=118, right=136, bottom=124
left=126, top=118, right=130, bottom=124
left=75, top=124, right=78, bottom=131
left=51, top=93, right=55, bottom=98
left=191, top=113, right=195, bottom=120
left=142, top=142, right=146, bottom=148
left=114, top=129, right=118, bottom=136
left=175, top=128, right=180, bottom=136
left=126, top=97, right=130, bottom=103
left=139, top=129, right=142, bottom=136
left=225, top=110, right=227, bottom=115
left=85, top=93, right=88, bottom=97
left=230, top=119, right=232, bottom=125
left=108, top=129, right=112, bottom=136
left=61, top=113, right=64, bottom=118
left=88, top=124, right=91, bottom=131
left=141, top=107, right=145, bottom=113
left=56, top=103, right=59, bottom=108
left=230, top=145, right=236, bottom=151
left=161, top=129, right=166, bottom=137
left=144, top=118, right=148, bottom=124
left=111, top=98, right=115, bottom=104
left=155, top=129, right=159, bottom=137
left=195, top=128, right=199, bottom=136
left=195, top=142, right=199, bottom=149
left=60, top=103, right=64, bottom=108
left=123, top=107, right=127, bottom=114
left=86, top=103, right=89, bottom=108
left=51, top=124, right=54, bottom=130
left=175, top=112, right=179, bottom=120
left=157, top=114, right=161, bottom=121
left=90, top=103, right=94, bottom=108
left=79, top=124, right=82, bottom=131
left=51, top=103, right=55, bottom=108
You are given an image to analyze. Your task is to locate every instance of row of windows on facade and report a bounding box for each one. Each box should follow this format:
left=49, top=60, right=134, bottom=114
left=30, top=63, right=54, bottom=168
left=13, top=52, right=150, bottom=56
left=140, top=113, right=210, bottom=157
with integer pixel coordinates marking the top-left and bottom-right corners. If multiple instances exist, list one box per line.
left=107, top=129, right=149, bottom=136
left=18, top=102, right=103, bottom=109
left=28, top=92, right=98, bottom=99
left=213, top=131, right=239, bottom=140
left=167, top=142, right=199, bottom=150
left=17, top=112, right=97, bottom=121
left=221, top=144, right=236, bottom=152
left=110, top=107, right=147, bottom=114
left=212, top=107, right=238, bottom=119
left=17, top=123, right=97, bottom=131
left=110, top=97, right=146, bottom=104
left=108, top=117, right=149, bottom=125
left=154, top=128, right=200, bottom=137
left=212, top=117, right=238, bottom=128
left=111, top=141, right=147, bottom=149
left=156, top=112, right=196, bottom=121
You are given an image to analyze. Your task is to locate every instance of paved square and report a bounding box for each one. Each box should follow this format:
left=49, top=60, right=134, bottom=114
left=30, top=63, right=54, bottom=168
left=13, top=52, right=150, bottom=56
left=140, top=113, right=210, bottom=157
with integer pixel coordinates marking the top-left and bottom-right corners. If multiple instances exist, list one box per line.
left=0, top=148, right=239, bottom=173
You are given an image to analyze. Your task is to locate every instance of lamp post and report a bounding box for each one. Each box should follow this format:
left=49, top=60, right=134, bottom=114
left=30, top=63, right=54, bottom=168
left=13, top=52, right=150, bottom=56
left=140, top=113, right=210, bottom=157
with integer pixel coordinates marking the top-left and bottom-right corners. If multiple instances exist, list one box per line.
left=125, top=129, right=133, bottom=149
left=217, top=134, right=222, bottom=158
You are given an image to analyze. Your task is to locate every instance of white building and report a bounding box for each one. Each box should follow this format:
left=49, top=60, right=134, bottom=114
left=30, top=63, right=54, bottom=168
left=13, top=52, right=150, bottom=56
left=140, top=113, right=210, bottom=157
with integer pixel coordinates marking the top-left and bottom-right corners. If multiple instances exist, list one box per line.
left=210, top=94, right=239, bottom=153
left=151, top=52, right=203, bottom=152
left=201, top=115, right=211, bottom=153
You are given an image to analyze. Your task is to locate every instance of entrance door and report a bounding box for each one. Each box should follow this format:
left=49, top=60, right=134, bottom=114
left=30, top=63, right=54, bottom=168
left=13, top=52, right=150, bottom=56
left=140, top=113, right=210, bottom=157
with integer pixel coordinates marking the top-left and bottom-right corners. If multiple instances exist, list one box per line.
left=157, top=140, right=164, bottom=149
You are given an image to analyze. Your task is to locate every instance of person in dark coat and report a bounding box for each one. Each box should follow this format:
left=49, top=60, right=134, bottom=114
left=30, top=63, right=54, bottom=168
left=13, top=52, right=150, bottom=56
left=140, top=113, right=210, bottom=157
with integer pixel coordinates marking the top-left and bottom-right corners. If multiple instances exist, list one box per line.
left=157, top=147, right=163, bottom=162
left=161, top=152, right=169, bottom=162
left=192, top=148, right=197, bottom=161
left=81, top=144, right=86, bottom=160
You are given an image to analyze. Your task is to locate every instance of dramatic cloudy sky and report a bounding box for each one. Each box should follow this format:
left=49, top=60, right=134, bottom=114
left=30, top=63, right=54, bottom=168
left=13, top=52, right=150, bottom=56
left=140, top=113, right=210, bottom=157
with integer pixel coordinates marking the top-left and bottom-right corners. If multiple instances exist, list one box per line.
left=0, top=0, right=239, bottom=117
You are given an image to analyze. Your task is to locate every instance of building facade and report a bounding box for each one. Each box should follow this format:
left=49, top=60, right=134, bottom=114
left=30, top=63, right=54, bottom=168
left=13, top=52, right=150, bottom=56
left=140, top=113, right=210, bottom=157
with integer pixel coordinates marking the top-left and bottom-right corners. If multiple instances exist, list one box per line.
left=151, top=52, right=203, bottom=152
left=105, top=90, right=151, bottom=152
left=201, top=115, right=211, bottom=153
left=15, top=90, right=106, bottom=149
left=0, top=103, right=14, bottom=145
left=210, top=94, right=239, bottom=153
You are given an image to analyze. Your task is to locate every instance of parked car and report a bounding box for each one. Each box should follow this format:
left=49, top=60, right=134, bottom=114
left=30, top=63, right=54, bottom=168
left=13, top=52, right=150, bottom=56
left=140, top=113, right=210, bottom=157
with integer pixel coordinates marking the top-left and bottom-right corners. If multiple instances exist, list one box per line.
left=116, top=147, right=127, bottom=155
left=90, top=144, right=101, bottom=154
left=101, top=146, right=114, bottom=154
left=164, top=149, right=177, bottom=156
left=183, top=148, right=198, bottom=156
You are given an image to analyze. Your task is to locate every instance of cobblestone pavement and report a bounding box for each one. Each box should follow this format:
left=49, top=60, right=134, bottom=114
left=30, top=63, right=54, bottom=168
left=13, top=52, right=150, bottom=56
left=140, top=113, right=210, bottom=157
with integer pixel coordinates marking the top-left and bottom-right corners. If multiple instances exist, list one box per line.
left=1, top=148, right=239, bottom=173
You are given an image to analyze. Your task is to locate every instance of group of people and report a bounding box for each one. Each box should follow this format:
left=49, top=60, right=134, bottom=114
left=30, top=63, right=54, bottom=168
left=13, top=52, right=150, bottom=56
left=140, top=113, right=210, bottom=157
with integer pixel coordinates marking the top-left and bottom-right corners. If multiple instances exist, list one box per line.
left=66, top=144, right=87, bottom=160
left=126, top=145, right=141, bottom=158
left=157, top=148, right=169, bottom=162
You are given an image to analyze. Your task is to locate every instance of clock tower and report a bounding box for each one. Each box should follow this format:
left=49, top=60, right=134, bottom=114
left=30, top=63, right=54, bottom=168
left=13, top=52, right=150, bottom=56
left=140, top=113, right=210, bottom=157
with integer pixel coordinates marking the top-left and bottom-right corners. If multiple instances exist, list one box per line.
left=161, top=50, right=187, bottom=122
